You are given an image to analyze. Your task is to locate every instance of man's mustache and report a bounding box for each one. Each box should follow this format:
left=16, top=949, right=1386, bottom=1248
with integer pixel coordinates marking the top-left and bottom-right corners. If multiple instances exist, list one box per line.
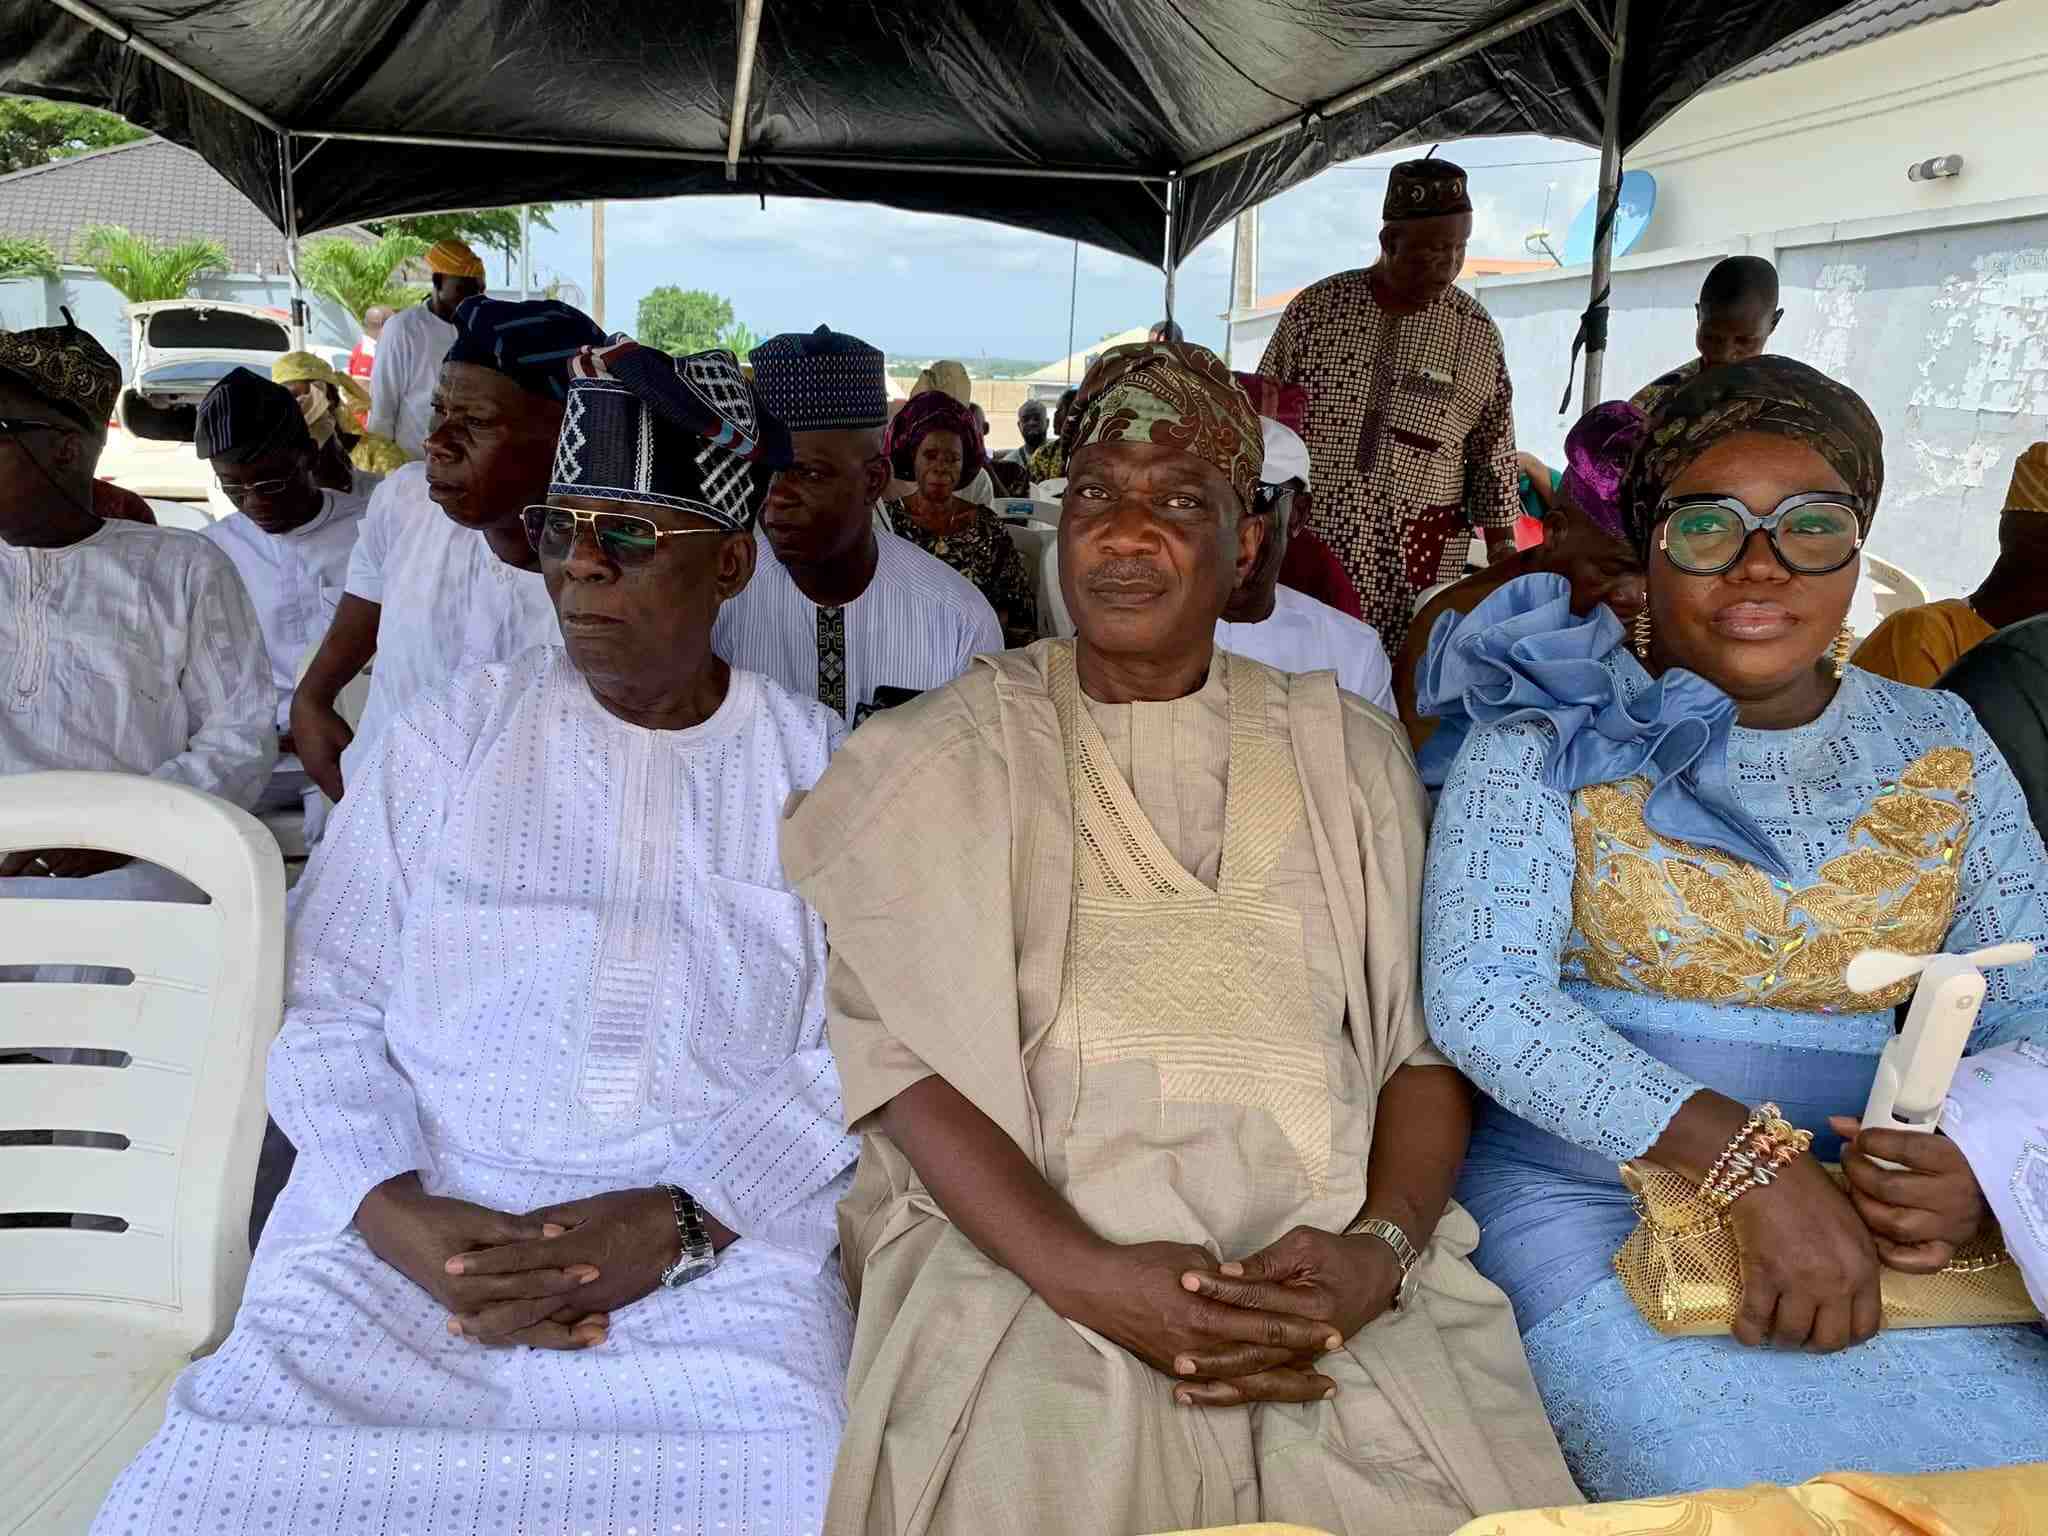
left=1085, top=558, right=1168, bottom=592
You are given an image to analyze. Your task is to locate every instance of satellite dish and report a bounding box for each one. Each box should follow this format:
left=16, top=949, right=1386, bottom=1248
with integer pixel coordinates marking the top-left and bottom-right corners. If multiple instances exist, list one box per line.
left=1562, top=170, right=1657, bottom=267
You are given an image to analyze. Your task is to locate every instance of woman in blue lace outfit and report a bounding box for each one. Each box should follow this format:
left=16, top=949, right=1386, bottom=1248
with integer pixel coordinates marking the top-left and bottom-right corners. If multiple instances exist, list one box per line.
left=1420, top=359, right=2048, bottom=1500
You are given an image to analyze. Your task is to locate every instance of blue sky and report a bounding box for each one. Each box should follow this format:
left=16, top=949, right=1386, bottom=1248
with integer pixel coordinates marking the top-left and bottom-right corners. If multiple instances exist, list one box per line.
left=522, top=135, right=1600, bottom=365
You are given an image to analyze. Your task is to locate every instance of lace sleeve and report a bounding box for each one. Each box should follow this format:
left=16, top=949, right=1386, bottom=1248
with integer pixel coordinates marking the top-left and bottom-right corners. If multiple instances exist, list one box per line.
left=1422, top=715, right=1703, bottom=1161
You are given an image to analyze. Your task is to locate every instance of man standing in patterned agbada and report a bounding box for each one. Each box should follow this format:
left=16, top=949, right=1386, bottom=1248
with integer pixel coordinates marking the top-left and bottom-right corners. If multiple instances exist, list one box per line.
left=1259, top=157, right=1519, bottom=656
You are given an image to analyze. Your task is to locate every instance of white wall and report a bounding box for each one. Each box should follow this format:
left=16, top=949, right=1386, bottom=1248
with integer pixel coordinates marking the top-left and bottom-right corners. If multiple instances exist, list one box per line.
left=1629, top=0, right=2048, bottom=253
left=1478, top=202, right=2048, bottom=607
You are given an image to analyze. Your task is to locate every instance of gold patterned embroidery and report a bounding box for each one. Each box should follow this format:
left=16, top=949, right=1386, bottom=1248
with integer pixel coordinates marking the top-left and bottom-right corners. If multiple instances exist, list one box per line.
left=1048, top=648, right=1333, bottom=1193
left=1566, top=749, right=1971, bottom=1012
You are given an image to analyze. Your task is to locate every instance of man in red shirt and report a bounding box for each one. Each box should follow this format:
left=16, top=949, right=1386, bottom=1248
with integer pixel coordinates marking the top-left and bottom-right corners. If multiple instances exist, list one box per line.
left=346, top=304, right=393, bottom=387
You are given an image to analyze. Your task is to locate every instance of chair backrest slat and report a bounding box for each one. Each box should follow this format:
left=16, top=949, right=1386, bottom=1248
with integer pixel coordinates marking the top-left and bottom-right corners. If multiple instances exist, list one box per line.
left=0, top=772, right=285, bottom=1367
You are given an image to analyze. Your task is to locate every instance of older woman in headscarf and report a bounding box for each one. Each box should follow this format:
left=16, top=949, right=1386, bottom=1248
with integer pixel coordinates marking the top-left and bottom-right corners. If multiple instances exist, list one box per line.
left=881, top=389, right=1039, bottom=646
left=785, top=338, right=1578, bottom=1535
left=1419, top=355, right=2048, bottom=1500
left=272, top=349, right=411, bottom=486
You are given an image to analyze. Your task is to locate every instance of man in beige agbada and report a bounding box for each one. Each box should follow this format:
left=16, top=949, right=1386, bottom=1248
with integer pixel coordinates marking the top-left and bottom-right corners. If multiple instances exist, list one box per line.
left=782, top=341, right=1578, bottom=1535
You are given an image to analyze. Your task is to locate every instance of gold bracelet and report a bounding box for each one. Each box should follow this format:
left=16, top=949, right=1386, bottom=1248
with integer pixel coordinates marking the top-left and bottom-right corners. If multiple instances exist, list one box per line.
left=1699, top=1102, right=1813, bottom=1213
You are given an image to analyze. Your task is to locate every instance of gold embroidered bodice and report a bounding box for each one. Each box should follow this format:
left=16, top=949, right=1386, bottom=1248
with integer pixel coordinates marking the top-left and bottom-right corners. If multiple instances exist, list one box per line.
left=1566, top=748, right=1972, bottom=1013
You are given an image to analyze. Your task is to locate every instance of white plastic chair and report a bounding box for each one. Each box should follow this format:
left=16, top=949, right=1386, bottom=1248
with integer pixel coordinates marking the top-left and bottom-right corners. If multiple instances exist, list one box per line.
left=0, top=772, right=286, bottom=1535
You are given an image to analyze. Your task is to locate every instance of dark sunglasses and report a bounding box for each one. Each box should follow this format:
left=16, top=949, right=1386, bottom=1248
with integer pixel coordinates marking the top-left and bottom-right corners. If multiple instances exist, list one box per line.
left=1656, top=492, right=1865, bottom=577
left=522, top=505, right=728, bottom=565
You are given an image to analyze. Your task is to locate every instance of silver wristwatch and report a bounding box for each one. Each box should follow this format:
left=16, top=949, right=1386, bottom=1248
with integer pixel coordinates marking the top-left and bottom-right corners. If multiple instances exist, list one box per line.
left=1348, top=1216, right=1422, bottom=1308
left=658, top=1184, right=717, bottom=1288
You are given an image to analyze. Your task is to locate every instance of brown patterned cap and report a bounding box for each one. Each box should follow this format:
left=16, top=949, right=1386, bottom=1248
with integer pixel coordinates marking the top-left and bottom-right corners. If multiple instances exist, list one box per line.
left=0, top=309, right=120, bottom=431
left=2006, top=443, right=2047, bottom=515
left=1064, top=340, right=1262, bottom=508
left=1383, top=158, right=1473, bottom=222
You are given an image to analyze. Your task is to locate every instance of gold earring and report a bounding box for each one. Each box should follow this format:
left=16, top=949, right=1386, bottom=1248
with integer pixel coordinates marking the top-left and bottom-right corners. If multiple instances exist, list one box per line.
left=1832, top=623, right=1855, bottom=680
left=1632, top=609, right=1652, bottom=661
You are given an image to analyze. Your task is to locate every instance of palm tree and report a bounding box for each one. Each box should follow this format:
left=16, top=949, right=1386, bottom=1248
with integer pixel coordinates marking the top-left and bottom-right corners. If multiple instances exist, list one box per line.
left=716, top=320, right=760, bottom=358
left=0, top=235, right=58, bottom=281
left=301, top=232, right=429, bottom=329
left=76, top=225, right=226, bottom=302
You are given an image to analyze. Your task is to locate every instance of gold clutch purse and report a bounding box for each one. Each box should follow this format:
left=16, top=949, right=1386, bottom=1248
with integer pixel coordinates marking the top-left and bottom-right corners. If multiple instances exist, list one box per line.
left=1614, top=1160, right=2042, bottom=1336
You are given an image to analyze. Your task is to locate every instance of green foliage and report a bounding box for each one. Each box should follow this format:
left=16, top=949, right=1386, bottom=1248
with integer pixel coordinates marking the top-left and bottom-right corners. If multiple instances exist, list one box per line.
left=0, top=235, right=59, bottom=281
left=716, top=320, right=760, bottom=358
left=0, top=97, right=145, bottom=176
left=76, top=225, right=226, bottom=303
left=302, top=233, right=430, bottom=328
left=367, top=206, right=559, bottom=279
left=636, top=287, right=734, bottom=355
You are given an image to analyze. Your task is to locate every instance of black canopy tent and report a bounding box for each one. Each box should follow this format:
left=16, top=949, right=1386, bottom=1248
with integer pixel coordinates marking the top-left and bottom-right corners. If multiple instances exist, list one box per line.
left=0, top=0, right=1855, bottom=408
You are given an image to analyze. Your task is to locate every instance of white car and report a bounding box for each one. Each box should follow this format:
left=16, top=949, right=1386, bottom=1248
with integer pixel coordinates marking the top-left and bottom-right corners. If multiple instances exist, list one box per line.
left=98, top=299, right=293, bottom=509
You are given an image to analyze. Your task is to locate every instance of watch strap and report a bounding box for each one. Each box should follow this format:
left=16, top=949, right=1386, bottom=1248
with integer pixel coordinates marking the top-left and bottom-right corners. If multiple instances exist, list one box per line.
left=1347, top=1215, right=1420, bottom=1275
left=658, top=1184, right=717, bottom=1287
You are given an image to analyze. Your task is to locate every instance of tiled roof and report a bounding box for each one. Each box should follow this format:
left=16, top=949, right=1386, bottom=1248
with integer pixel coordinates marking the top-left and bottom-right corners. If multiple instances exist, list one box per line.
left=0, top=138, right=373, bottom=273
left=1721, top=0, right=2001, bottom=84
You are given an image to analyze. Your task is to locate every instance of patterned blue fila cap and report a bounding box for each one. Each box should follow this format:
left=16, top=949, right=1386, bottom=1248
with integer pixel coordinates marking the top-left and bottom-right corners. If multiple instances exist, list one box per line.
left=550, top=338, right=793, bottom=532
left=748, top=324, right=888, bottom=432
left=444, top=296, right=606, bottom=401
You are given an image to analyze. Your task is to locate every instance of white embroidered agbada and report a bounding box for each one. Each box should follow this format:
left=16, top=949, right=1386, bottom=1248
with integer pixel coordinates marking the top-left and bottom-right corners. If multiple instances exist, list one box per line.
left=712, top=526, right=1000, bottom=725
left=203, top=485, right=371, bottom=731
left=365, top=301, right=457, bottom=460
left=93, top=650, right=860, bottom=1536
left=339, top=462, right=558, bottom=789
left=1215, top=584, right=1397, bottom=713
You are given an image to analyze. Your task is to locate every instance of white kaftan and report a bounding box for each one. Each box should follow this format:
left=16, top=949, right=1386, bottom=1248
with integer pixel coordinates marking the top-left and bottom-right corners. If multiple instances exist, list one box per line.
left=93, top=649, right=860, bottom=1536
left=1, top=518, right=273, bottom=811
left=338, top=463, right=557, bottom=793
left=712, top=527, right=1000, bottom=726
left=1215, top=584, right=1396, bottom=714
left=365, top=301, right=456, bottom=459
left=202, top=486, right=371, bottom=732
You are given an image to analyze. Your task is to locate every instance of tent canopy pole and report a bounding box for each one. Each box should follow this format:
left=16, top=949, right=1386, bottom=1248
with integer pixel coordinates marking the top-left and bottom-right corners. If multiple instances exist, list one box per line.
left=1580, top=0, right=1629, bottom=412
left=45, top=0, right=283, bottom=132
left=725, top=0, right=766, bottom=182
left=1161, top=176, right=1178, bottom=324
left=278, top=131, right=305, bottom=349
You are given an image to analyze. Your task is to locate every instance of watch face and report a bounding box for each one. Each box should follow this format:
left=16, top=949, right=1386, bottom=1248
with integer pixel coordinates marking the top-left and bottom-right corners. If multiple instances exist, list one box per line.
left=663, top=1248, right=718, bottom=1288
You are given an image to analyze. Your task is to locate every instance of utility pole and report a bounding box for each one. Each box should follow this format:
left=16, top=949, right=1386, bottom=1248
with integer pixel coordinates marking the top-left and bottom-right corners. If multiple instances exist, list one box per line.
left=1227, top=206, right=1258, bottom=366
left=591, top=201, right=607, bottom=329
left=1064, top=239, right=1079, bottom=385
left=519, top=205, right=533, bottom=300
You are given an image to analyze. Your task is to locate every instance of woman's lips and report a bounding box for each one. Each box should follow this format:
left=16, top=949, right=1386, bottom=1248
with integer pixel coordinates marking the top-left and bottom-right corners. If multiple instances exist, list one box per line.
left=1712, top=601, right=1797, bottom=640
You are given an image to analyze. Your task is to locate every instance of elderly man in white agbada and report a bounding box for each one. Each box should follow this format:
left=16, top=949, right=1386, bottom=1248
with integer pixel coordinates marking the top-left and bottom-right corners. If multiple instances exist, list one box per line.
left=0, top=315, right=273, bottom=909
left=94, top=342, right=859, bottom=1536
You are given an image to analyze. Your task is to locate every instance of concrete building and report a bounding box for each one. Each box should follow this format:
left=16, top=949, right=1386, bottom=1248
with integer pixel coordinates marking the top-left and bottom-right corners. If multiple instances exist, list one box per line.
left=1473, top=0, right=2046, bottom=603
left=1022, top=324, right=1154, bottom=402
left=0, top=138, right=371, bottom=372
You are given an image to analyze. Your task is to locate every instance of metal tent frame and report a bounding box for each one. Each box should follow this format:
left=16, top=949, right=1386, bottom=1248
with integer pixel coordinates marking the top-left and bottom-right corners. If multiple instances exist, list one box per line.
left=14, top=0, right=1818, bottom=412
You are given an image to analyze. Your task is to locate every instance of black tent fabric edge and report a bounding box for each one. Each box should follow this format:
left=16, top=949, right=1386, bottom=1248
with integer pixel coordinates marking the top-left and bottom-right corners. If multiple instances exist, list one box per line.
left=0, top=1, right=1861, bottom=274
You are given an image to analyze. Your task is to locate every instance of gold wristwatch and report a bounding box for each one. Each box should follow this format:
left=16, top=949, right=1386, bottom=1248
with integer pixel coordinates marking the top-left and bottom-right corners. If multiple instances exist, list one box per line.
left=1347, top=1215, right=1422, bottom=1308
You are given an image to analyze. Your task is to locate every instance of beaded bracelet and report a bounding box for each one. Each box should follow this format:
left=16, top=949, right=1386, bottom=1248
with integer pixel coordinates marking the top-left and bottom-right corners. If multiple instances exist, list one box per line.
left=1699, top=1102, right=1814, bottom=1212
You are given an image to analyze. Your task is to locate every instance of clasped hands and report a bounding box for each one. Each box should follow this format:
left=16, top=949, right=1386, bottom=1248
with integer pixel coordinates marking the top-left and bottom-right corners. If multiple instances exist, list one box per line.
left=355, top=1173, right=735, bottom=1352
left=1060, top=1224, right=1406, bottom=1409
